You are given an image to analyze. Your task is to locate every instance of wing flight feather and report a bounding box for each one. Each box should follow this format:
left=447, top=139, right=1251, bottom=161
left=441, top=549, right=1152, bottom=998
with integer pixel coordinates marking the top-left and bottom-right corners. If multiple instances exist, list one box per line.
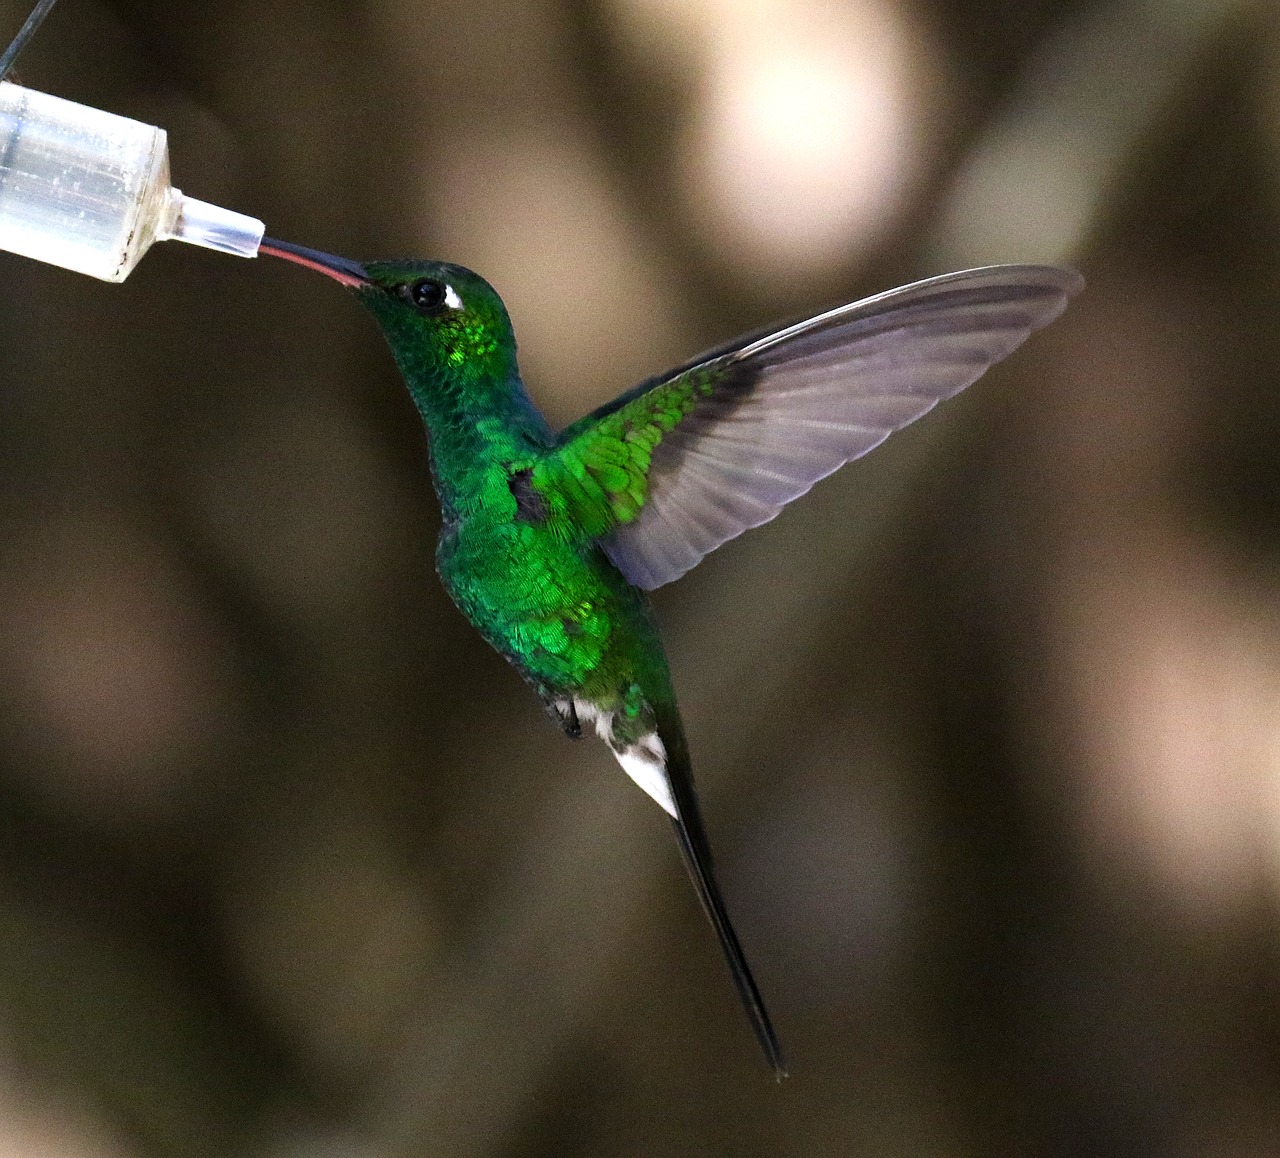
left=546, top=265, right=1083, bottom=589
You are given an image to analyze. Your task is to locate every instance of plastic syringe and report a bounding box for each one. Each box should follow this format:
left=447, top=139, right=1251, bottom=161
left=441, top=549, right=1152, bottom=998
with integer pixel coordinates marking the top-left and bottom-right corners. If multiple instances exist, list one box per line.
left=0, top=81, right=263, bottom=282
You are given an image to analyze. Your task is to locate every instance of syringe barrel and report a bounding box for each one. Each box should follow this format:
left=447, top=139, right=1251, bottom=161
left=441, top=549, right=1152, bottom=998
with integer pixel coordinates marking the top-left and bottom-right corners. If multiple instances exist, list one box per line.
left=0, top=82, right=265, bottom=282
left=0, top=81, right=176, bottom=281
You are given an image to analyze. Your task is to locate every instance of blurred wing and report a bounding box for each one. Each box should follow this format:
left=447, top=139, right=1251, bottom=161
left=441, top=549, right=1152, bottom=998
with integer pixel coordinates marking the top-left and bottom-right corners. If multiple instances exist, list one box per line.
left=548, top=265, right=1083, bottom=590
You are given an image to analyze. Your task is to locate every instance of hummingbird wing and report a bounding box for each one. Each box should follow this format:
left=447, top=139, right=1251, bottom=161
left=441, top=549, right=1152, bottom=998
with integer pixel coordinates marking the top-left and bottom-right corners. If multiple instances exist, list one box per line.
left=545, top=265, right=1082, bottom=590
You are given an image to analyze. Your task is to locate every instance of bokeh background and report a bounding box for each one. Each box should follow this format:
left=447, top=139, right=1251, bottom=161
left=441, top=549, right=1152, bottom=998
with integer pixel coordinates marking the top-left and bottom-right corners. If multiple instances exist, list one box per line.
left=0, top=0, right=1274, bottom=1154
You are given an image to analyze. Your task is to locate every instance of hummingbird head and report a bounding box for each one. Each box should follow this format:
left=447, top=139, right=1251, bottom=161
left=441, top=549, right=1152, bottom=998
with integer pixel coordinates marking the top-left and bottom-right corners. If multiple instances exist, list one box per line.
left=259, top=238, right=518, bottom=387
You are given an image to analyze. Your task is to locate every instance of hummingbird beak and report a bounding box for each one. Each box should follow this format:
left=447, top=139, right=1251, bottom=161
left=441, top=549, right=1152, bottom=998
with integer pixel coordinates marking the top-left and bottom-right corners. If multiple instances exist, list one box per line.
left=258, top=237, right=370, bottom=288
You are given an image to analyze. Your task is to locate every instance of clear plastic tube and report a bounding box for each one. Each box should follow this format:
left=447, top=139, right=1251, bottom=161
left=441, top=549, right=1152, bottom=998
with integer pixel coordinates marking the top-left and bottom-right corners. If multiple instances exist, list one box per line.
left=0, top=81, right=264, bottom=282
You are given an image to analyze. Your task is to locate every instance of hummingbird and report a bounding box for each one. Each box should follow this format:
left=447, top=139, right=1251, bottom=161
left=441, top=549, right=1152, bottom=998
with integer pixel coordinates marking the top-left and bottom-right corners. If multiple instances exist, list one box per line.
left=258, top=236, right=1082, bottom=1078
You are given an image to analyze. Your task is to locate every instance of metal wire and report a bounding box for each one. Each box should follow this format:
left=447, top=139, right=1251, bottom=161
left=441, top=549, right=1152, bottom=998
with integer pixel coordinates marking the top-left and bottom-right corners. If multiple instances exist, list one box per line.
left=0, top=0, right=60, bottom=80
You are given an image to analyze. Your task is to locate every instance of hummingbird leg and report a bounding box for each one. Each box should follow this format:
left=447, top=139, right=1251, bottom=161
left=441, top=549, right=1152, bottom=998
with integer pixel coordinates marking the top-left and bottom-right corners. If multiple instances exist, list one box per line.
left=542, top=695, right=582, bottom=739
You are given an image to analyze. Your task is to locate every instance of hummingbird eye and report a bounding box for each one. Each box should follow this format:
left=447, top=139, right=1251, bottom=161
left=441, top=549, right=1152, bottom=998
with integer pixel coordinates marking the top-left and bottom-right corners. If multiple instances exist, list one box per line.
left=401, top=278, right=448, bottom=314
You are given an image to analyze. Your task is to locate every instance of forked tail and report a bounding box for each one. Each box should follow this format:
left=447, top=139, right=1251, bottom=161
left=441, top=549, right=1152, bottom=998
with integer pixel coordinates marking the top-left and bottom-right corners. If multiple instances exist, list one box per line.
left=654, top=703, right=788, bottom=1080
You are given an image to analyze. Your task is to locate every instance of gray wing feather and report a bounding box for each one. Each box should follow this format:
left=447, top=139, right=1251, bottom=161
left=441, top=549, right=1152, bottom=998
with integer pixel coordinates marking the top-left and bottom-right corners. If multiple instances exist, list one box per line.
left=603, top=265, right=1083, bottom=590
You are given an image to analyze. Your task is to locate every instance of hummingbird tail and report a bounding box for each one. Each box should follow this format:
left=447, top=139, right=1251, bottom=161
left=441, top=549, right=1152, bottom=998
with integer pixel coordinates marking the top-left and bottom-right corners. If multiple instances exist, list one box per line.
left=570, top=692, right=786, bottom=1076
left=652, top=704, right=788, bottom=1080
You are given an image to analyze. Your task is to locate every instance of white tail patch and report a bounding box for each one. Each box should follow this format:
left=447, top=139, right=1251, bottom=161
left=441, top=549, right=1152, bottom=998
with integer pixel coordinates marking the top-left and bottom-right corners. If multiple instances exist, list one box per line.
left=571, top=699, right=675, bottom=816
left=614, top=735, right=674, bottom=816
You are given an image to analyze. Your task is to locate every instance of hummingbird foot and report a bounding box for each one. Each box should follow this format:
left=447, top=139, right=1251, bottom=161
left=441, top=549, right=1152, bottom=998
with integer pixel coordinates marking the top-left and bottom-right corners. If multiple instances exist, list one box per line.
left=541, top=695, right=582, bottom=739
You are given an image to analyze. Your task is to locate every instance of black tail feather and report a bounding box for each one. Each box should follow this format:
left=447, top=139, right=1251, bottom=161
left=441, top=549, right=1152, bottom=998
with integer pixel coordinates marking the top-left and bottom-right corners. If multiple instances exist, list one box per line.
left=657, top=708, right=787, bottom=1079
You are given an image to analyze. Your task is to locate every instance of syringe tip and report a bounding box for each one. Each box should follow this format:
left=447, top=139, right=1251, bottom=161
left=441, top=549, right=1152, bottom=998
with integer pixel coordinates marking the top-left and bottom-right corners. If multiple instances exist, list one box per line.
left=166, top=192, right=264, bottom=258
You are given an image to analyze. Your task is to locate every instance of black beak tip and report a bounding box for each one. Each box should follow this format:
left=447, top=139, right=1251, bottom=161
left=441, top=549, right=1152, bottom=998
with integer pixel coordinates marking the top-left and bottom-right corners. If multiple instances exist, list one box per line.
left=259, top=236, right=370, bottom=287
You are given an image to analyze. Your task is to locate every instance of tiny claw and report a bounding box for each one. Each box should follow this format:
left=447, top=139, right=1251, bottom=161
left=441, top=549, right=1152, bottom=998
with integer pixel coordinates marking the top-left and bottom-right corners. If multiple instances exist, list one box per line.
left=542, top=696, right=582, bottom=739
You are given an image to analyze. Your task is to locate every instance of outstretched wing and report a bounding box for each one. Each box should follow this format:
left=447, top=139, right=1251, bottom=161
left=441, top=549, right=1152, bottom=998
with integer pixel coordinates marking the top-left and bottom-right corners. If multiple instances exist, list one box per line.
left=542, top=265, right=1083, bottom=590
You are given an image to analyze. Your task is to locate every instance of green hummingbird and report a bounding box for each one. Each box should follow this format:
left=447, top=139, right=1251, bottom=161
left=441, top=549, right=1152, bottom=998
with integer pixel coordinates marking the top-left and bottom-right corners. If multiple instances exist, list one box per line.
left=258, top=236, right=1081, bottom=1078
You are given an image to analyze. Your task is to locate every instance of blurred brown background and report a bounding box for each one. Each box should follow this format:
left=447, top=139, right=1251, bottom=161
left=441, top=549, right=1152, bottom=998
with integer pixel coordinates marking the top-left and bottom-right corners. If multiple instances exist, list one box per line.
left=0, top=0, right=1274, bottom=1154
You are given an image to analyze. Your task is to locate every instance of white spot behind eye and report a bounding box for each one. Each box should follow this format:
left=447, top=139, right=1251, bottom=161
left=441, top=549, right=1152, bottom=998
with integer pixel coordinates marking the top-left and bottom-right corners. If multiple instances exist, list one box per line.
left=444, top=284, right=463, bottom=310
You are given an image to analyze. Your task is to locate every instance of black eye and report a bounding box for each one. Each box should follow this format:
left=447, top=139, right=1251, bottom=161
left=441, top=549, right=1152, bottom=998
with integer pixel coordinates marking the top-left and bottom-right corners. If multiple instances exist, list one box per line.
left=401, top=278, right=448, bottom=314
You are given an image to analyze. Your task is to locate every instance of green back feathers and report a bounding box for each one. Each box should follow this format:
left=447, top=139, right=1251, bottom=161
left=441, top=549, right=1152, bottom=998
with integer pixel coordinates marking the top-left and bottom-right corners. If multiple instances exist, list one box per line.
left=532, top=364, right=731, bottom=538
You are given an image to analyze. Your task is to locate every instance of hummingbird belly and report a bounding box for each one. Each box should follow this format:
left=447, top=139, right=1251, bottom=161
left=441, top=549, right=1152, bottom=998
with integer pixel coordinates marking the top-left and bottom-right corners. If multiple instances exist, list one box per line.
left=442, top=519, right=676, bottom=814
left=437, top=517, right=624, bottom=693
